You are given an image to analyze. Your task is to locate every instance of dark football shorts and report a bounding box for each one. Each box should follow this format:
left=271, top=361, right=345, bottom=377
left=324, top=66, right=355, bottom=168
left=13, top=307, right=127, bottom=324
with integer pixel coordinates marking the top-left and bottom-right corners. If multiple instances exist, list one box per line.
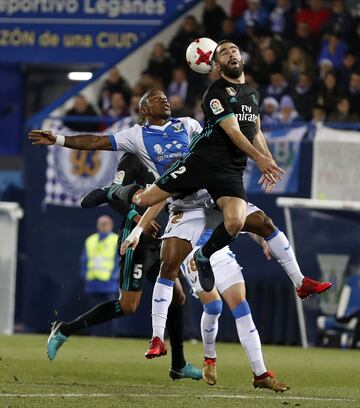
left=155, top=153, right=247, bottom=203
left=118, top=237, right=160, bottom=292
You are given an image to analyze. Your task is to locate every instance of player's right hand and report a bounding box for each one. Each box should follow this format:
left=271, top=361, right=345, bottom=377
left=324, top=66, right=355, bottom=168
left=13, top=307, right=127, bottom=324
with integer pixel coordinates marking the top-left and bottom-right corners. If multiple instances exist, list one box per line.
left=28, top=130, right=56, bottom=145
left=120, top=232, right=140, bottom=255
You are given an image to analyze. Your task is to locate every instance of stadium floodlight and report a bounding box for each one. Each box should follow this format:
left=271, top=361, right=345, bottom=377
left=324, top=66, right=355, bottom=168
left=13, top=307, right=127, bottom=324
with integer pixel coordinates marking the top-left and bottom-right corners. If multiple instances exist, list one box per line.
left=68, top=72, right=93, bottom=81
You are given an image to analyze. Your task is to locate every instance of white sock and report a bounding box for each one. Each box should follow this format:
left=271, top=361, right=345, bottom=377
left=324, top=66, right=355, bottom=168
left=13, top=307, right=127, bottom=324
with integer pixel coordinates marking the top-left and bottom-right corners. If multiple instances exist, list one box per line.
left=232, top=300, right=267, bottom=376
left=266, top=229, right=304, bottom=288
left=201, top=311, right=220, bottom=359
left=152, top=277, right=174, bottom=341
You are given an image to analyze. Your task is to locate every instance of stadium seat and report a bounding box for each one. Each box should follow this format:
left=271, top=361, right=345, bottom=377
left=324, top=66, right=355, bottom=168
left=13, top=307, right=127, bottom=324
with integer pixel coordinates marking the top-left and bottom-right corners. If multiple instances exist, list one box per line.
left=317, top=275, right=360, bottom=348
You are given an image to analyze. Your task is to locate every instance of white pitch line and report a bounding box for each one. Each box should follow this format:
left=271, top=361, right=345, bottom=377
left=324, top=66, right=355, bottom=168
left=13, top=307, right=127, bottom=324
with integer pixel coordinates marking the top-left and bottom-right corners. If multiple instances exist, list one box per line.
left=0, top=393, right=357, bottom=403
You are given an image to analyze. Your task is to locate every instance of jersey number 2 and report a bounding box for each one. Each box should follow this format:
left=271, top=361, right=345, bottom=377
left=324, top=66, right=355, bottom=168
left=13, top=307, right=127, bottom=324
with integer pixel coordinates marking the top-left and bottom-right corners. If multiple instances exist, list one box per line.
left=169, top=166, right=186, bottom=179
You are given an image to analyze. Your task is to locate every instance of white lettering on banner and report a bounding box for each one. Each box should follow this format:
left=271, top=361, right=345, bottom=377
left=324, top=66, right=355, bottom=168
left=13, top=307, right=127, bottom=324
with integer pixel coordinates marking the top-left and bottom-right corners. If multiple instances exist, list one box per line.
left=0, top=0, right=166, bottom=17
left=0, top=0, right=80, bottom=15
left=312, top=127, right=360, bottom=201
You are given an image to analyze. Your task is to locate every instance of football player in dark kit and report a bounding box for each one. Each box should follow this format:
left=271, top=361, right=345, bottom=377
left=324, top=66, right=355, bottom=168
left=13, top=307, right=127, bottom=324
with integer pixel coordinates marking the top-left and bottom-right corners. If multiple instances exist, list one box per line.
left=46, top=154, right=202, bottom=381
left=118, top=40, right=285, bottom=292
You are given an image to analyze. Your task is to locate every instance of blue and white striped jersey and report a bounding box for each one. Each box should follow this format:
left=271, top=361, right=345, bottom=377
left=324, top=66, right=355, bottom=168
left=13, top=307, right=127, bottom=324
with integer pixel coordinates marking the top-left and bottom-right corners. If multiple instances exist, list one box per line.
left=108, top=116, right=212, bottom=211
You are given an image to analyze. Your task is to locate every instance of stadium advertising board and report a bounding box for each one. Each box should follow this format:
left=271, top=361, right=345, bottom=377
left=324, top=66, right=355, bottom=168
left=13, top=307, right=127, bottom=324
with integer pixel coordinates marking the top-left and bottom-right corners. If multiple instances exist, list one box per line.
left=0, top=0, right=198, bottom=63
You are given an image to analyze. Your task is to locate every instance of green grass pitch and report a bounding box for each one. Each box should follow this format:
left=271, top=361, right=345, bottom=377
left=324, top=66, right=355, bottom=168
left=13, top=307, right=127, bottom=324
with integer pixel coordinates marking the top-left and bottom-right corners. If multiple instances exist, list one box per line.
left=0, top=334, right=359, bottom=407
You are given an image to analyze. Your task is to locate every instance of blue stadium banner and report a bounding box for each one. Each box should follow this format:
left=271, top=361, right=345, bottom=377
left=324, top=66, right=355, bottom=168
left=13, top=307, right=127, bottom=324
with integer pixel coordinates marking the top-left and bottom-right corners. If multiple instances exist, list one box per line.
left=244, top=125, right=307, bottom=194
left=0, top=0, right=198, bottom=63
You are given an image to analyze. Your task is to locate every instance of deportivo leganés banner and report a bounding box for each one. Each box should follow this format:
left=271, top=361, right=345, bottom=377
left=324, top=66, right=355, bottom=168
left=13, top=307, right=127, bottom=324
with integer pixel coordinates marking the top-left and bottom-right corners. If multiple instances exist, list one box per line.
left=0, top=0, right=199, bottom=63
left=244, top=125, right=307, bottom=194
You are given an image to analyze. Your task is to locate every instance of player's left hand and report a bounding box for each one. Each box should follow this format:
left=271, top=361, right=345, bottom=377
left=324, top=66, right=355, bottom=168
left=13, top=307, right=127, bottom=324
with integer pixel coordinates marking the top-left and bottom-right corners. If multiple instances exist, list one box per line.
left=120, top=231, right=140, bottom=255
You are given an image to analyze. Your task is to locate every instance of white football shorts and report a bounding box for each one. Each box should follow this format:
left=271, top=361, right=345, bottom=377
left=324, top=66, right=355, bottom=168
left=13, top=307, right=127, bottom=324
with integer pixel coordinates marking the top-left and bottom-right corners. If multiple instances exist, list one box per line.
left=181, top=245, right=245, bottom=296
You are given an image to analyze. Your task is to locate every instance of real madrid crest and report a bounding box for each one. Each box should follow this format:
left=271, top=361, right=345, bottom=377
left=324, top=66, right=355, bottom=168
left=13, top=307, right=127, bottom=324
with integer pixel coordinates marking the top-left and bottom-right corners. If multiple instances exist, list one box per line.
left=225, top=87, right=236, bottom=96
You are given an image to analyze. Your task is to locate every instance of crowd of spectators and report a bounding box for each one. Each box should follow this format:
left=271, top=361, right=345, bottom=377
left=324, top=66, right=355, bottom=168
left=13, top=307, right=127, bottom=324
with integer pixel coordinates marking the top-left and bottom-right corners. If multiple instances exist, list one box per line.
left=63, top=0, right=360, bottom=132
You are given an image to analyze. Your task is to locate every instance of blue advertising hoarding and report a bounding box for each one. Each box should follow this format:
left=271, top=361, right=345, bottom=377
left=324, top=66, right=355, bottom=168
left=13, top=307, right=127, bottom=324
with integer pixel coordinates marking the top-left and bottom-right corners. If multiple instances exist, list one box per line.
left=0, top=0, right=199, bottom=63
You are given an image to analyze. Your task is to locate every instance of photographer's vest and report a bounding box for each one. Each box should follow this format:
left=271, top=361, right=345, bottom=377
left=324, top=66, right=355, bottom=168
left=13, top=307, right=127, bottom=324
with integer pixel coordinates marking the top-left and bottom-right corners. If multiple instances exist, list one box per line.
left=85, top=233, right=118, bottom=281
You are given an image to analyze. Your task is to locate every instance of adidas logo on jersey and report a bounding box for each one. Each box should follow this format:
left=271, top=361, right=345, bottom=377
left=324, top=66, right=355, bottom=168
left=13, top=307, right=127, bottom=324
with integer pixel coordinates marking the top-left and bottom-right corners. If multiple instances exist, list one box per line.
left=229, top=97, right=237, bottom=103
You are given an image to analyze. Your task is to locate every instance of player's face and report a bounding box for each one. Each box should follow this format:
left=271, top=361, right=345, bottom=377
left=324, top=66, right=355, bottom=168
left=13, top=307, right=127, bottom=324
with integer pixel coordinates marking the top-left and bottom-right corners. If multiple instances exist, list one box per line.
left=216, top=43, right=244, bottom=79
left=146, top=92, right=171, bottom=120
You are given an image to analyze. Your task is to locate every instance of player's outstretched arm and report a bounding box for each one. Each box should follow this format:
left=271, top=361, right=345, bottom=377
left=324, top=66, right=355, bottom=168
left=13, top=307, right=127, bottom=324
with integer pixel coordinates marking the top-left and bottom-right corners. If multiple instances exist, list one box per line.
left=253, top=117, right=283, bottom=192
left=253, top=117, right=272, bottom=158
left=219, top=116, right=285, bottom=189
left=120, top=201, right=166, bottom=255
left=28, top=130, right=113, bottom=150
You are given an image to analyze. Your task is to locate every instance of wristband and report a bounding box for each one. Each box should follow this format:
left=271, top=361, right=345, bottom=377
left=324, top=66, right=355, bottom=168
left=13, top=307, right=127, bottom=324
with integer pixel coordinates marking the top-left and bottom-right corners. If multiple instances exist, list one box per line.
left=127, top=209, right=139, bottom=221
left=132, top=225, right=144, bottom=239
left=55, top=134, right=65, bottom=146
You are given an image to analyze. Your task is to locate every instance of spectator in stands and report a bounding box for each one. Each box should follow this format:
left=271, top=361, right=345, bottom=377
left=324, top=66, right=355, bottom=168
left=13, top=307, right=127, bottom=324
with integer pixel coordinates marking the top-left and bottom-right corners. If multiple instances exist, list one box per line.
left=311, top=104, right=327, bottom=125
left=318, top=31, right=348, bottom=70
left=318, top=58, right=334, bottom=80
left=324, top=0, right=353, bottom=40
left=168, top=95, right=193, bottom=118
left=80, top=215, right=119, bottom=336
left=192, top=98, right=205, bottom=124
left=264, top=72, right=290, bottom=102
left=284, top=46, right=313, bottom=85
left=219, top=17, right=242, bottom=44
left=169, top=15, right=201, bottom=66
left=261, top=97, right=280, bottom=128
left=146, top=42, right=174, bottom=88
left=317, top=72, right=339, bottom=115
left=235, top=0, right=268, bottom=35
left=345, top=71, right=360, bottom=115
left=230, top=0, right=247, bottom=19
left=167, top=67, right=189, bottom=105
left=98, top=68, right=131, bottom=112
left=291, top=72, right=318, bottom=121
left=275, top=95, right=300, bottom=125
left=327, top=96, right=359, bottom=122
left=253, top=46, right=282, bottom=86
left=202, top=0, right=227, bottom=41
left=133, top=71, right=163, bottom=97
left=63, top=94, right=98, bottom=132
left=347, top=18, right=360, bottom=57
left=268, top=0, right=296, bottom=38
left=338, top=50, right=359, bottom=91
left=289, top=21, right=321, bottom=60
left=103, top=92, right=128, bottom=118
left=295, top=0, right=331, bottom=36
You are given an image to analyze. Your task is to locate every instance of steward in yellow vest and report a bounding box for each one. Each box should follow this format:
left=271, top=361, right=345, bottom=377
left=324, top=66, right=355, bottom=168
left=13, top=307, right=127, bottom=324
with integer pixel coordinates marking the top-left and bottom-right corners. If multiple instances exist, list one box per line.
left=81, top=220, right=119, bottom=294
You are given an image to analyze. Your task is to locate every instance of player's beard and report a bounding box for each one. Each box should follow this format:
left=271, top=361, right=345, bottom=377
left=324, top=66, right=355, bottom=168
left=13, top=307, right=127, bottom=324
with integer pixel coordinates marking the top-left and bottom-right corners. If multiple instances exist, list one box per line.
left=221, top=61, right=244, bottom=79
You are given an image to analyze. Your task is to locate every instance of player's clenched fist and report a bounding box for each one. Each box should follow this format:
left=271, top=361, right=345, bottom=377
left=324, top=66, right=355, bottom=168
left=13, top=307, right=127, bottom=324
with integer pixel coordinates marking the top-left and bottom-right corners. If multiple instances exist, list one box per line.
left=28, top=130, right=56, bottom=145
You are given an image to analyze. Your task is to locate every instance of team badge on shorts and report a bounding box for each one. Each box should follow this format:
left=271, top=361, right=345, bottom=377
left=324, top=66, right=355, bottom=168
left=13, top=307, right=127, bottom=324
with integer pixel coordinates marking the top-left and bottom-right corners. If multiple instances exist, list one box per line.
left=225, top=87, right=236, bottom=96
left=210, top=99, right=224, bottom=115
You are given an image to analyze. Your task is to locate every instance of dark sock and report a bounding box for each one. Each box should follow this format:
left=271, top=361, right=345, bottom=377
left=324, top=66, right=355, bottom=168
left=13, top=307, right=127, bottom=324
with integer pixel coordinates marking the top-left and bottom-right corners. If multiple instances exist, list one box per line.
left=167, top=304, right=186, bottom=370
left=112, top=184, right=143, bottom=204
left=60, top=300, right=123, bottom=337
left=80, top=188, right=109, bottom=208
left=201, top=222, right=235, bottom=259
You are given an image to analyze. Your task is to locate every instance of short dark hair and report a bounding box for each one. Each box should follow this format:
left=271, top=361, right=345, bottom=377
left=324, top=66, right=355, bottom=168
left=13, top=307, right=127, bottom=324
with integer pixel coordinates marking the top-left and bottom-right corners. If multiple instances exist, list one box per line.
left=212, top=39, right=240, bottom=63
